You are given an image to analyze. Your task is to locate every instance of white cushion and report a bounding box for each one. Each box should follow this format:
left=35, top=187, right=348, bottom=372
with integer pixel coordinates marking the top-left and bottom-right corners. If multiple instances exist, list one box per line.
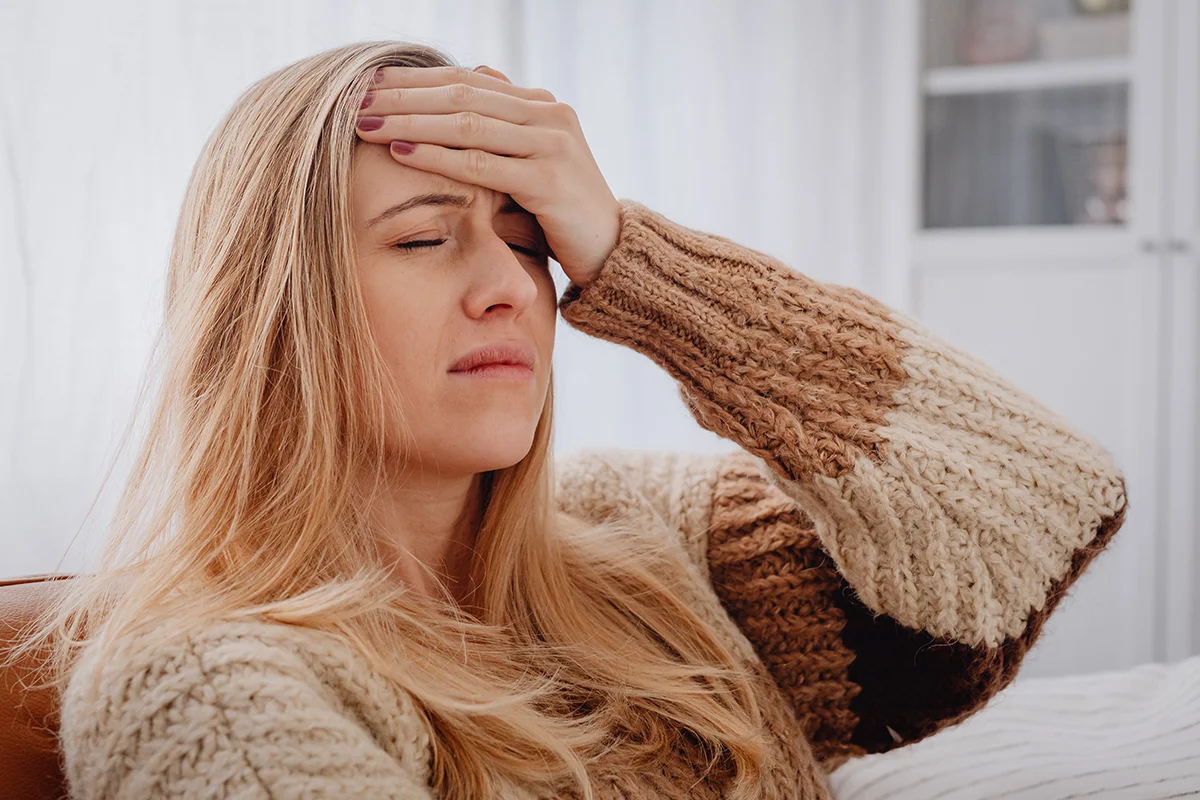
left=827, top=655, right=1200, bottom=799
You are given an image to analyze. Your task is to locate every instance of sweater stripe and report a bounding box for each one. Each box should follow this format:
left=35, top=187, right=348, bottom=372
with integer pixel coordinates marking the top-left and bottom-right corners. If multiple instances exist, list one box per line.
left=706, top=450, right=1128, bottom=767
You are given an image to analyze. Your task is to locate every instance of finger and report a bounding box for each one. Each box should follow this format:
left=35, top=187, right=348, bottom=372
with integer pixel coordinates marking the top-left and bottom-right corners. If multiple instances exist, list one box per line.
left=355, top=110, right=550, bottom=157
left=373, top=65, right=551, bottom=103
left=473, top=64, right=513, bottom=84
left=360, top=84, right=545, bottom=127
left=384, top=142, right=530, bottom=199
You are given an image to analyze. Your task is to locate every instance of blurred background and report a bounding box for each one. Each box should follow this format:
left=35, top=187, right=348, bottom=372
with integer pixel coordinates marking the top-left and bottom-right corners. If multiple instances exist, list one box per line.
left=1, top=0, right=1195, bottom=682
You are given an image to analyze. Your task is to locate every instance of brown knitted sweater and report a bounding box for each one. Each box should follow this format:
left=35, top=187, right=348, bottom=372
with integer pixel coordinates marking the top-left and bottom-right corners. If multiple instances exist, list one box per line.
left=59, top=199, right=1128, bottom=800
left=552, top=199, right=1128, bottom=796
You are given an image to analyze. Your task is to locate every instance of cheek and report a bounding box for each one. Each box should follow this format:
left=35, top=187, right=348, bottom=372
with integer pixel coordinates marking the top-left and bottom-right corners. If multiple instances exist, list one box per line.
left=535, top=267, right=559, bottom=314
left=527, top=270, right=557, bottom=344
left=359, top=272, right=447, bottom=389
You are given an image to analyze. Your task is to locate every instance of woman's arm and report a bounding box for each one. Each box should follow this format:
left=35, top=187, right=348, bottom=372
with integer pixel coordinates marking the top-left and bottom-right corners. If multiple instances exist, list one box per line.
left=60, top=619, right=435, bottom=799
left=557, top=199, right=1129, bottom=763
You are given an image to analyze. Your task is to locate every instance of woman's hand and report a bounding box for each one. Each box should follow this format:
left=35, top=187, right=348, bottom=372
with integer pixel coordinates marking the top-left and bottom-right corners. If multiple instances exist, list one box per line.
left=354, top=64, right=621, bottom=289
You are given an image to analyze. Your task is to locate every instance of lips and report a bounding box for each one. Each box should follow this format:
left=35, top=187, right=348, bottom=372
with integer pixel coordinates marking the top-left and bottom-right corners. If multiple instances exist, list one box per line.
left=448, top=340, right=537, bottom=373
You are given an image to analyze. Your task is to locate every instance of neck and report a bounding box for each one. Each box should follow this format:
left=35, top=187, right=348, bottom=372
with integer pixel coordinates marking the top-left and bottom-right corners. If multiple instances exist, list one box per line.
left=360, top=463, right=486, bottom=608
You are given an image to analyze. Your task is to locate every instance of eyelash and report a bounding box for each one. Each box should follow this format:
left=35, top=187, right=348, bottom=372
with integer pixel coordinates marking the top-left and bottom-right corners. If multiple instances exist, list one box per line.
left=394, top=238, right=545, bottom=257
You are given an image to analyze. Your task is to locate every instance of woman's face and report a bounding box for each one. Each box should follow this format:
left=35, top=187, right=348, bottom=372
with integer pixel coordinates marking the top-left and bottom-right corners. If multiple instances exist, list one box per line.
left=350, top=142, right=557, bottom=477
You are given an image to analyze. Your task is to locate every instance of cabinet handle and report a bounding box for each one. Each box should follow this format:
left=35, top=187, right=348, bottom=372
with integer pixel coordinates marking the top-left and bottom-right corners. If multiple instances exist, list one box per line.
left=1139, top=239, right=1193, bottom=254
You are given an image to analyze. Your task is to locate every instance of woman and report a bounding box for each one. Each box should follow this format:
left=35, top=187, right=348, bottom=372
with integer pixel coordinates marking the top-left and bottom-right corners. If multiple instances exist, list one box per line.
left=12, top=40, right=1128, bottom=799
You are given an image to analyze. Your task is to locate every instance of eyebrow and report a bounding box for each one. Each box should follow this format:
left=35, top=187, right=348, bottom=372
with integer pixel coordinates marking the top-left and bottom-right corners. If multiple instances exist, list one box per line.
left=366, top=192, right=531, bottom=229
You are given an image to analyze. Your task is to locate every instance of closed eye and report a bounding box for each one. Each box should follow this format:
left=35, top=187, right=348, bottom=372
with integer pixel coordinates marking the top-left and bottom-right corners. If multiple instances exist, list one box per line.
left=394, top=239, right=545, bottom=257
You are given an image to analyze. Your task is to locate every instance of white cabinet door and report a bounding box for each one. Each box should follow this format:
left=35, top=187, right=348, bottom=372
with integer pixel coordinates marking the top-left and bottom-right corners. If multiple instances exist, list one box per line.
left=1164, top=0, right=1200, bottom=663
left=896, top=0, right=1174, bottom=677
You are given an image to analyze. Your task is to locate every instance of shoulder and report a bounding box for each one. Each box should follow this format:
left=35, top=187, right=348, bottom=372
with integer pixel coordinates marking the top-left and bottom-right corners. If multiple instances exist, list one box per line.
left=554, top=446, right=739, bottom=525
left=61, top=615, right=433, bottom=800
left=554, top=446, right=748, bottom=578
left=63, top=615, right=406, bottom=717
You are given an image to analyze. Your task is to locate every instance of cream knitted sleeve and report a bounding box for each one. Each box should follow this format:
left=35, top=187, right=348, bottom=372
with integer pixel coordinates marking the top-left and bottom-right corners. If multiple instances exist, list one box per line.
left=59, top=618, right=435, bottom=800
left=557, top=199, right=1128, bottom=657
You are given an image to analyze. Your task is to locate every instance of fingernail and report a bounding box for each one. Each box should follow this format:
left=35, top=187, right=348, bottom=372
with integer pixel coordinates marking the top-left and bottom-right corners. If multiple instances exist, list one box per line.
left=357, top=116, right=385, bottom=132
left=360, top=91, right=374, bottom=110
left=391, top=140, right=416, bottom=155
left=373, top=68, right=386, bottom=84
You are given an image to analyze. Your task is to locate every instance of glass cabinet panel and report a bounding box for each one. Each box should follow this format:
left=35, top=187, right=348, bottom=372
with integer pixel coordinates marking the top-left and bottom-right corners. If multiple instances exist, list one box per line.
left=921, top=0, right=1132, bottom=229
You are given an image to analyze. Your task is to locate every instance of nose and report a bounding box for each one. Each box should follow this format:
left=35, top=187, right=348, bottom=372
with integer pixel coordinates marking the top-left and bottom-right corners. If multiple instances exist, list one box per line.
left=462, top=231, right=542, bottom=319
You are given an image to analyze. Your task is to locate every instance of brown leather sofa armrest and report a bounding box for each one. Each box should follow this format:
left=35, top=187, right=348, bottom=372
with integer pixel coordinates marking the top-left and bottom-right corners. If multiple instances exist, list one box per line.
left=0, top=574, right=76, bottom=800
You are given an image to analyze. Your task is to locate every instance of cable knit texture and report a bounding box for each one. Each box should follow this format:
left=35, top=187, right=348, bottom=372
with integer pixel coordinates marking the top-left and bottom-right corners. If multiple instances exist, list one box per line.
left=59, top=199, right=1129, bottom=799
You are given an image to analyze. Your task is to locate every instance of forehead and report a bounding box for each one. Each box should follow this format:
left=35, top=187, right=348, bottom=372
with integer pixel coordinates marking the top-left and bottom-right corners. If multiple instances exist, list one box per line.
left=351, top=142, right=514, bottom=219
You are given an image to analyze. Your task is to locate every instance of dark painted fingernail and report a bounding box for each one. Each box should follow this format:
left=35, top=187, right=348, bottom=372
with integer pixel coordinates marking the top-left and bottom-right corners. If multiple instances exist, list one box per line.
left=357, top=116, right=385, bottom=132
left=391, top=140, right=416, bottom=155
left=373, top=68, right=386, bottom=84
left=360, top=91, right=374, bottom=110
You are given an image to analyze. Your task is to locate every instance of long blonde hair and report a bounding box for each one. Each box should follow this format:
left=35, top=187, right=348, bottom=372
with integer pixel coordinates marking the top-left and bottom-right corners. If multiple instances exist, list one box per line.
left=7, top=40, right=772, bottom=799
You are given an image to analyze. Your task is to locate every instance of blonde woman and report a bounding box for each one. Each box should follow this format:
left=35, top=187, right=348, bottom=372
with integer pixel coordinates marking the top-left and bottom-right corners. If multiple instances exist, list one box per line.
left=11, top=40, right=1128, bottom=800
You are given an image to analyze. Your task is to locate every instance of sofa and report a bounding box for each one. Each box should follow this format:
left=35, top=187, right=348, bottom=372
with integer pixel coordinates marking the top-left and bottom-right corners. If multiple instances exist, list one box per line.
left=0, top=574, right=71, bottom=800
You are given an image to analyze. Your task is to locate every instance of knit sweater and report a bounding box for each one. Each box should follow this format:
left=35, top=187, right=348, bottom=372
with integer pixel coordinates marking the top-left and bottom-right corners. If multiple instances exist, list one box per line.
left=59, top=199, right=1129, bottom=799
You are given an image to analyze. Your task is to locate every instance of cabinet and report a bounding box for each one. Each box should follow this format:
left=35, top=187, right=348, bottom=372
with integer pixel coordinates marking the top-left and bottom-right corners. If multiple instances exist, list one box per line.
left=876, top=0, right=1198, bottom=678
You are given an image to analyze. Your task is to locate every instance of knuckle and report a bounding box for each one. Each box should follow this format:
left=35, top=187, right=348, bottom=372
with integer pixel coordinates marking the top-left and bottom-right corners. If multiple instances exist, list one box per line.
left=455, top=110, right=484, bottom=137
left=550, top=101, right=579, bottom=128
left=532, top=88, right=557, bottom=102
left=547, top=129, right=573, bottom=155
left=464, top=148, right=490, bottom=179
left=446, top=81, right=475, bottom=107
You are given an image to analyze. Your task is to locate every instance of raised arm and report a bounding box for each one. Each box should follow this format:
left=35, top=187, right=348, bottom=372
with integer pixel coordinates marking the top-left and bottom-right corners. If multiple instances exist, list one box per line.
left=556, top=199, right=1129, bottom=767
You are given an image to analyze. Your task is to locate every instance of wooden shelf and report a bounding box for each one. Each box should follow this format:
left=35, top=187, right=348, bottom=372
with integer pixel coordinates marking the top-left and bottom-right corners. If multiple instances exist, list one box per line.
left=923, top=56, right=1132, bottom=96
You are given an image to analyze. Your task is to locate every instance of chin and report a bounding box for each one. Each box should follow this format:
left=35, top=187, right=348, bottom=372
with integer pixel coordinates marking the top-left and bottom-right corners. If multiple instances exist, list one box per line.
left=444, top=427, right=538, bottom=474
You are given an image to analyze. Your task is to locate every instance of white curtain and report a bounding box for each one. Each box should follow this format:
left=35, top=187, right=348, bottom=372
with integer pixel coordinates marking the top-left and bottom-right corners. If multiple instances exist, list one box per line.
left=0, top=0, right=880, bottom=576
